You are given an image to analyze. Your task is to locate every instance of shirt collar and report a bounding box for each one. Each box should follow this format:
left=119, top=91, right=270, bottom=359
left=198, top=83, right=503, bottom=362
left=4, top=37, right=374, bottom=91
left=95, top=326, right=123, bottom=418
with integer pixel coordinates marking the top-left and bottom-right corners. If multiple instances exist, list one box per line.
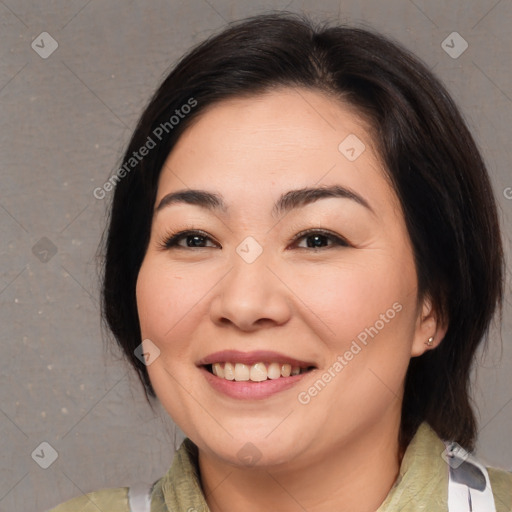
left=376, top=422, right=448, bottom=510
left=157, top=422, right=448, bottom=512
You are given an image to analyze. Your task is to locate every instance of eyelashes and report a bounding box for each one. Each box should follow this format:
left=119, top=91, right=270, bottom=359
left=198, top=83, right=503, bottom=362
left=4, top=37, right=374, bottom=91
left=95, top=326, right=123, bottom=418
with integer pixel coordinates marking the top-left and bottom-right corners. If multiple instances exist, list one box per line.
left=159, top=229, right=219, bottom=250
left=157, top=228, right=351, bottom=251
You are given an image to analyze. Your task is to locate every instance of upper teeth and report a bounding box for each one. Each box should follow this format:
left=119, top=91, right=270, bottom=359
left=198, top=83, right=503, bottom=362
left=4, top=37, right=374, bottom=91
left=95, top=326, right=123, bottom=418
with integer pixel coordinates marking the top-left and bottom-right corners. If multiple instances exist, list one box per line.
left=211, top=362, right=305, bottom=381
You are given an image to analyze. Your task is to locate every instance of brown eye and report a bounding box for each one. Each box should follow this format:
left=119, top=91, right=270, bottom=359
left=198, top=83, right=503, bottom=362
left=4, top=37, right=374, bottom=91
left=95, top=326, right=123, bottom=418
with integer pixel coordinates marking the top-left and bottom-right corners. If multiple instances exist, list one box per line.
left=293, top=229, right=350, bottom=249
left=160, top=230, right=219, bottom=250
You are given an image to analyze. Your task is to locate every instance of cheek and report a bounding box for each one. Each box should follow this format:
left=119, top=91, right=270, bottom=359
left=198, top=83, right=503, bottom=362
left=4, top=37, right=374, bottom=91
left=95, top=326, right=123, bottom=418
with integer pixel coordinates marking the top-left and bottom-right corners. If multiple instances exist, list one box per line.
left=136, top=258, right=193, bottom=357
left=286, top=251, right=417, bottom=346
left=138, top=256, right=197, bottom=323
left=315, top=259, right=417, bottom=402
left=292, top=253, right=418, bottom=404
left=136, top=260, right=173, bottom=341
left=136, top=256, right=222, bottom=368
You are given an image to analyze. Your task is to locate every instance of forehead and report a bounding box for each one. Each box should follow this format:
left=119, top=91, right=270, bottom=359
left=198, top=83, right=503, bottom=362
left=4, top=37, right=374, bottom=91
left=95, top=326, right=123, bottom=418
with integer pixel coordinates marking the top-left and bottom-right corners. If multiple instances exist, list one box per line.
left=156, top=88, right=396, bottom=215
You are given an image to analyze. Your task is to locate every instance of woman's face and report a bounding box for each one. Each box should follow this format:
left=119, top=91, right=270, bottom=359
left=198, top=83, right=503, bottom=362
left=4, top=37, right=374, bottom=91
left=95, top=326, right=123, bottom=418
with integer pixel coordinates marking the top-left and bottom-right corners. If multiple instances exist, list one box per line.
left=136, top=88, right=437, bottom=467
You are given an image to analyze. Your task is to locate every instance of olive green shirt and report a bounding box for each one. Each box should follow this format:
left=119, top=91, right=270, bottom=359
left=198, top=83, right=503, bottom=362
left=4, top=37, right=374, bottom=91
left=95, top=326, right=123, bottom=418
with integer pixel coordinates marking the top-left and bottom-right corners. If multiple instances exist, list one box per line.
left=49, top=422, right=512, bottom=511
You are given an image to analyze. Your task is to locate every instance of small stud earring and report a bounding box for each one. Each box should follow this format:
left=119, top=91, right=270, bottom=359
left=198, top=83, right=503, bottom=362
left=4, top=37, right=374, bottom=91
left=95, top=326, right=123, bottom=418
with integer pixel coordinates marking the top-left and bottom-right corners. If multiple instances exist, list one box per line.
left=426, top=336, right=434, bottom=347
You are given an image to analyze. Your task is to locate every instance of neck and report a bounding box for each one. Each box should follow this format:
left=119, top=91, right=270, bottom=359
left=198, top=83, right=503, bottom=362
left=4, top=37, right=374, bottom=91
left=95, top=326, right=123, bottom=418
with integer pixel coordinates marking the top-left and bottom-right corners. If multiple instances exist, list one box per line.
left=198, top=416, right=403, bottom=512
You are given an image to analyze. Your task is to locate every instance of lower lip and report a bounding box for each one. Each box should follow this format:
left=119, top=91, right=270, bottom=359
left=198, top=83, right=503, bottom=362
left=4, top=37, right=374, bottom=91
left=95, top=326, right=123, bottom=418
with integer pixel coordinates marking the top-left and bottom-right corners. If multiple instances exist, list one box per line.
left=200, top=366, right=312, bottom=400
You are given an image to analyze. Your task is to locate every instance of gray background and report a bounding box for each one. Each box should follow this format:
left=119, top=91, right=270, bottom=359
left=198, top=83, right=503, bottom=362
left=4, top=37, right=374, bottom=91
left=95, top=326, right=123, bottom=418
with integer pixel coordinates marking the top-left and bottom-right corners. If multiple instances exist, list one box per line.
left=0, top=1, right=511, bottom=511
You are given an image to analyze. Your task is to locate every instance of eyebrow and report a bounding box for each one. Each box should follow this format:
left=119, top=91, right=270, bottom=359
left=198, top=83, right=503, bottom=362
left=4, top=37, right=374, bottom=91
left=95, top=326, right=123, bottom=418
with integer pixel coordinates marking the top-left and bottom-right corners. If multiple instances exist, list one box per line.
left=155, top=185, right=374, bottom=217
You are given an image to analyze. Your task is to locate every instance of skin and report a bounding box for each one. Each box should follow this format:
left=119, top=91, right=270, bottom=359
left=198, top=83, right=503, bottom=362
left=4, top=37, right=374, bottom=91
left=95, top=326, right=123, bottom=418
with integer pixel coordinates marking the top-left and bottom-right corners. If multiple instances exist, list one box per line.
left=135, top=88, right=447, bottom=512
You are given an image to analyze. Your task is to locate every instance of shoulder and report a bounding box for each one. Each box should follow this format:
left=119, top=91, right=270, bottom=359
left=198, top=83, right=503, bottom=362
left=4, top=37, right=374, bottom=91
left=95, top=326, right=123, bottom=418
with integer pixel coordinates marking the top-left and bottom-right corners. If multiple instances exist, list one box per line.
left=47, top=486, right=130, bottom=512
left=487, top=466, right=512, bottom=512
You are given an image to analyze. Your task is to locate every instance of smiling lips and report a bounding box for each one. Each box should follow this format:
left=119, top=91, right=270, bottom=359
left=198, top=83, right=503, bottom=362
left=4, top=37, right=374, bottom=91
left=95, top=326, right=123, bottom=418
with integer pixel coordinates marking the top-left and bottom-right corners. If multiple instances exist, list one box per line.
left=198, top=350, right=316, bottom=383
left=211, top=362, right=310, bottom=382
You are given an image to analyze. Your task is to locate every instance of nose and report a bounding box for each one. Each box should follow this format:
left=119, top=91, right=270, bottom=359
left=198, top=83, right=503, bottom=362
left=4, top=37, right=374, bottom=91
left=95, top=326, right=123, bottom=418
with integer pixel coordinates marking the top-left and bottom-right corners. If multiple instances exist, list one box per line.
left=209, top=250, right=292, bottom=332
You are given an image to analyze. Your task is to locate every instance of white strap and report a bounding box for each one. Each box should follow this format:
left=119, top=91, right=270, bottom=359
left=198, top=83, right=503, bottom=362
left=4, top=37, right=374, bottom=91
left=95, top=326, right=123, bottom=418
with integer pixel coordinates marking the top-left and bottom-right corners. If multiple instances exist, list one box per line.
left=128, top=482, right=153, bottom=512
left=444, top=441, right=496, bottom=512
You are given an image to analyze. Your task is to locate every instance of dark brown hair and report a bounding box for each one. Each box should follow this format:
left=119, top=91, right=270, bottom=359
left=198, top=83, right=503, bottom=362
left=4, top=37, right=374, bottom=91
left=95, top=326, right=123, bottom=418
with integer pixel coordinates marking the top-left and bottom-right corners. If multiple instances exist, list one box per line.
left=101, top=12, right=504, bottom=452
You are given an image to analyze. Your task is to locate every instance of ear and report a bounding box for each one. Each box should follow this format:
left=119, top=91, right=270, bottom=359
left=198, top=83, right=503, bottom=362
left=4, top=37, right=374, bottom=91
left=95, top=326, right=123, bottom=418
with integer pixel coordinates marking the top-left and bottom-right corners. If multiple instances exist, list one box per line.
left=410, top=295, right=448, bottom=357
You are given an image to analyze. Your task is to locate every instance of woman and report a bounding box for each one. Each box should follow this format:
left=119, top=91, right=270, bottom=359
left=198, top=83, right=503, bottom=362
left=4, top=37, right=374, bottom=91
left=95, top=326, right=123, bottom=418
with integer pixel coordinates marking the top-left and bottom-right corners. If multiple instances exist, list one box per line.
left=49, top=12, right=512, bottom=512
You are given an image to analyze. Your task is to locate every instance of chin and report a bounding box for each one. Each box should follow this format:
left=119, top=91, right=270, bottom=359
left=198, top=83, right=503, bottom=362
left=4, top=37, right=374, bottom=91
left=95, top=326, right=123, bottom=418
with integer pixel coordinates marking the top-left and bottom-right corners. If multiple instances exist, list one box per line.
left=194, top=426, right=310, bottom=468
